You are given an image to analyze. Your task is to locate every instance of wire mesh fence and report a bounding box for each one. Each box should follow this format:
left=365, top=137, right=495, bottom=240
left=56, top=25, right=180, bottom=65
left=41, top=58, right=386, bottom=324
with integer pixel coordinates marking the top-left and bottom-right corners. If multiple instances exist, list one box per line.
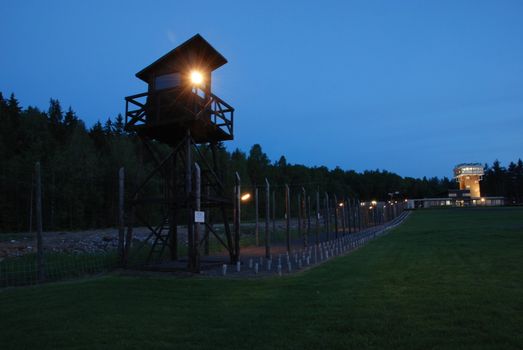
left=0, top=251, right=118, bottom=288
left=120, top=179, right=408, bottom=271
left=0, top=163, right=409, bottom=287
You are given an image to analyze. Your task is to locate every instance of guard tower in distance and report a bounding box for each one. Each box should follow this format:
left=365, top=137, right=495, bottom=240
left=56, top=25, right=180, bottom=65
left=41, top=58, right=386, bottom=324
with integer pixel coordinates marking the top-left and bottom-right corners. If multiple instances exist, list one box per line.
left=454, top=163, right=484, bottom=198
left=124, top=34, right=238, bottom=271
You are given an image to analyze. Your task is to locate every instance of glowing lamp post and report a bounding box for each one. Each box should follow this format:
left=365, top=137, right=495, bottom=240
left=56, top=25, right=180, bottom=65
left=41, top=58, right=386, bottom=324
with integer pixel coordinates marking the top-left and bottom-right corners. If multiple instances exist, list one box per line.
left=241, top=193, right=251, bottom=202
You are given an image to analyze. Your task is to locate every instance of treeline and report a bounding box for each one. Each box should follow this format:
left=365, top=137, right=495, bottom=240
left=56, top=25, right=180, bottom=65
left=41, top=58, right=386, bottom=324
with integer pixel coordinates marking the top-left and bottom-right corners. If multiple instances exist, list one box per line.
left=0, top=92, right=521, bottom=232
left=482, top=159, right=523, bottom=203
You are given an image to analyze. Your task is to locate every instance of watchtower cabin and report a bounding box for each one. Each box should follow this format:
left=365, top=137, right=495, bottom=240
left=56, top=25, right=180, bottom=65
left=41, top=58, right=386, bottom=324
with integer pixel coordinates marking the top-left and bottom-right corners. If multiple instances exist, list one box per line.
left=125, top=34, right=234, bottom=145
left=123, top=34, right=238, bottom=272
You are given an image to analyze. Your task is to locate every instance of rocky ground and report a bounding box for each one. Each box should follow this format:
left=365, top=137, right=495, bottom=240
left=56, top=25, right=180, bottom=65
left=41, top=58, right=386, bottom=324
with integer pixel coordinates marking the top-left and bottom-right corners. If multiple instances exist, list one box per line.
left=0, top=222, right=260, bottom=258
left=0, top=227, right=156, bottom=258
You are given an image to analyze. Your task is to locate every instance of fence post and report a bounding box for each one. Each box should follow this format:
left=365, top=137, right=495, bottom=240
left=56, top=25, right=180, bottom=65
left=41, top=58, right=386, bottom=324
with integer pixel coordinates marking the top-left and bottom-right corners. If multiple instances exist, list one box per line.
left=307, top=195, right=311, bottom=248
left=315, top=190, right=320, bottom=244
left=35, top=162, right=45, bottom=282
left=297, top=193, right=302, bottom=240
left=265, top=178, right=270, bottom=258
left=358, top=198, right=362, bottom=231
left=204, top=185, right=210, bottom=256
left=352, top=198, right=357, bottom=233
left=193, top=163, right=201, bottom=272
left=29, top=173, right=33, bottom=234
left=346, top=198, right=351, bottom=234
left=341, top=197, right=346, bottom=236
left=324, top=192, right=330, bottom=240
left=118, top=167, right=125, bottom=263
left=255, top=186, right=259, bottom=246
left=285, top=184, right=291, bottom=253
left=333, top=194, right=339, bottom=239
left=168, top=155, right=178, bottom=261
left=302, top=187, right=308, bottom=247
left=234, top=172, right=241, bottom=263
left=272, top=190, right=276, bottom=235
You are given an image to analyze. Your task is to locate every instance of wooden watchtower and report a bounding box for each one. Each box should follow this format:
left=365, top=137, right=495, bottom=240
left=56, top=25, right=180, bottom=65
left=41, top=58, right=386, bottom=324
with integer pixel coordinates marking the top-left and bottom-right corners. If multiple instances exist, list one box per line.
left=124, top=34, right=238, bottom=271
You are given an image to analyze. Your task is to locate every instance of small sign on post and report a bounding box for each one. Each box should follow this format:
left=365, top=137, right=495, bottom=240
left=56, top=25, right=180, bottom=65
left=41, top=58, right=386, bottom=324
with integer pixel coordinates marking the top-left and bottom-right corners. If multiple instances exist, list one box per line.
left=194, top=210, right=205, bottom=223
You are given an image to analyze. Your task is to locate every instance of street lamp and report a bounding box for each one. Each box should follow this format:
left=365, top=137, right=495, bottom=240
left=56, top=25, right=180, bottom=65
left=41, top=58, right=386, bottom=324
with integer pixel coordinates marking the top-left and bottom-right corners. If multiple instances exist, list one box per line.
left=241, top=193, right=251, bottom=202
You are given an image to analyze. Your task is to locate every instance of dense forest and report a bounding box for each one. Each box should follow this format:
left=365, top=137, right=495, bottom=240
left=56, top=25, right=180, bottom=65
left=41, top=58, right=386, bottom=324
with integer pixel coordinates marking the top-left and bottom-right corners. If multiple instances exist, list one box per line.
left=1, top=92, right=521, bottom=232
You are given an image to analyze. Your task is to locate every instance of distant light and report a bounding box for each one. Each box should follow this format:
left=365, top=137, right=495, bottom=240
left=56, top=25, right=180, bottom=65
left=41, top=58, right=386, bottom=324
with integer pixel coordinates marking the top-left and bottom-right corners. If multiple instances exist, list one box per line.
left=190, top=70, right=203, bottom=85
left=371, top=200, right=377, bottom=205
left=241, top=193, right=251, bottom=202
left=481, top=198, right=486, bottom=202
left=404, top=199, right=408, bottom=202
left=338, top=202, right=344, bottom=207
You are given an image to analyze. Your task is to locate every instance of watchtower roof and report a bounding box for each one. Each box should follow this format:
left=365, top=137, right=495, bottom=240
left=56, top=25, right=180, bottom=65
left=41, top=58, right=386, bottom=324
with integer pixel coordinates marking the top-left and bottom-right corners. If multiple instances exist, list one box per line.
left=136, top=34, right=228, bottom=82
left=454, top=163, right=484, bottom=177
left=454, top=162, right=483, bottom=169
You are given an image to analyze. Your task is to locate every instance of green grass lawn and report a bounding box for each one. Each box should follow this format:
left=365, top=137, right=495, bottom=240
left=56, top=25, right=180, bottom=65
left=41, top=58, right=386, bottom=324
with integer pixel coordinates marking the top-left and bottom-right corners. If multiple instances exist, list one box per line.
left=1, top=207, right=522, bottom=349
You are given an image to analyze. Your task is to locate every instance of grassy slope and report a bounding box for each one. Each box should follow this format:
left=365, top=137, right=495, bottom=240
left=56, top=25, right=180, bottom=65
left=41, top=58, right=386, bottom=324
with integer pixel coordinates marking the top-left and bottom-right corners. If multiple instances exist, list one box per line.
left=1, top=207, right=522, bottom=349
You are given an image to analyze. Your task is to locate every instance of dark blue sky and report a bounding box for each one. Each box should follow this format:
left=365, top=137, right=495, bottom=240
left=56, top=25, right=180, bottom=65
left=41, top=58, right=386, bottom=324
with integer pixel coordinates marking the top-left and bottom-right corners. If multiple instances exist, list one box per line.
left=1, top=0, right=522, bottom=178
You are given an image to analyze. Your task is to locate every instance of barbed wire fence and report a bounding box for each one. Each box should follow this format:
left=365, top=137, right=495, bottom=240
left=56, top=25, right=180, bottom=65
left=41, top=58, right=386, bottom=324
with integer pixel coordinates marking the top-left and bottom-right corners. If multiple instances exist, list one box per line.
left=192, top=173, right=408, bottom=275
left=0, top=163, right=408, bottom=287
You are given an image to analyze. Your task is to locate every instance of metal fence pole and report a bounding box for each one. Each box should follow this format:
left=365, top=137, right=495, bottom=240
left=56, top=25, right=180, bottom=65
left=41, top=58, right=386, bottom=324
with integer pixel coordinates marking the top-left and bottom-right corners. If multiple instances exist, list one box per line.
left=255, top=186, right=259, bottom=246
left=265, top=178, right=270, bottom=258
left=285, top=184, right=291, bottom=253
left=35, top=162, right=45, bottom=282
left=118, top=167, right=125, bottom=263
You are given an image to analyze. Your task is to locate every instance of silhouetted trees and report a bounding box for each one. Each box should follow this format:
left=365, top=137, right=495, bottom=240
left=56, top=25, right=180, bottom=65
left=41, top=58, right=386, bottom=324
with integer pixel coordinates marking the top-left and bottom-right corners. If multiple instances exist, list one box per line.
left=0, top=92, right=521, bottom=232
left=483, top=159, right=523, bottom=204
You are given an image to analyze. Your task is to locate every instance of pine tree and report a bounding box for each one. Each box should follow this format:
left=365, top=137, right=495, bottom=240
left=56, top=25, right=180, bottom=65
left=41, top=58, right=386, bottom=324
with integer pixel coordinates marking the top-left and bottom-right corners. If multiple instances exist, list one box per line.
left=63, top=107, right=78, bottom=132
left=114, top=114, right=125, bottom=135
left=247, top=144, right=270, bottom=186
left=47, top=98, right=63, bottom=126
left=103, top=117, right=114, bottom=135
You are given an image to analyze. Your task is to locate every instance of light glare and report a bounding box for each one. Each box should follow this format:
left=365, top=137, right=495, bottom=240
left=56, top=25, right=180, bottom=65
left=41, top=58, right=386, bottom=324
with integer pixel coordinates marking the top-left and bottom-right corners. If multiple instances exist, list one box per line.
left=190, top=70, right=203, bottom=85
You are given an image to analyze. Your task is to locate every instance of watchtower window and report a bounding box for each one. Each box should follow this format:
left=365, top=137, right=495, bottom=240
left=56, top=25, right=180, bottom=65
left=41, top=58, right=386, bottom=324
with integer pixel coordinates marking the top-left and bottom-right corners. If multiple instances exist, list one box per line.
left=155, top=73, right=181, bottom=90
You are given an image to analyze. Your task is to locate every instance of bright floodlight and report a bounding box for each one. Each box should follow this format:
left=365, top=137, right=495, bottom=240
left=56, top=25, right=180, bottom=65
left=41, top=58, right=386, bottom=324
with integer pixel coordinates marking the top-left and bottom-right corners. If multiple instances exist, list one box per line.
left=241, top=193, right=251, bottom=202
left=190, top=70, right=203, bottom=85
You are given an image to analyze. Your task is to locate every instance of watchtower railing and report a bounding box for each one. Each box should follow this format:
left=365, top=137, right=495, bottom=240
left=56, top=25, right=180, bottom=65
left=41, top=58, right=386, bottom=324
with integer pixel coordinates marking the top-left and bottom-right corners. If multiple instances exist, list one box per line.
left=125, top=89, right=234, bottom=138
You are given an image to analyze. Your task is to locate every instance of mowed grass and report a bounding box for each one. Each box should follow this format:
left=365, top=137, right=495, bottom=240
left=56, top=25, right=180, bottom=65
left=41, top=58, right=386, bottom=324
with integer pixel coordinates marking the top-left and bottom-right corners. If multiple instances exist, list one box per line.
left=1, top=207, right=522, bottom=349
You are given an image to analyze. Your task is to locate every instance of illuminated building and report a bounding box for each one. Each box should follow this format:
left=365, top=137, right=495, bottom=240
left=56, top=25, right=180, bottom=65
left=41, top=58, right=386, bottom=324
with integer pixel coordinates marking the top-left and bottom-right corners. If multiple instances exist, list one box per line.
left=453, top=163, right=483, bottom=198
left=406, top=162, right=504, bottom=209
